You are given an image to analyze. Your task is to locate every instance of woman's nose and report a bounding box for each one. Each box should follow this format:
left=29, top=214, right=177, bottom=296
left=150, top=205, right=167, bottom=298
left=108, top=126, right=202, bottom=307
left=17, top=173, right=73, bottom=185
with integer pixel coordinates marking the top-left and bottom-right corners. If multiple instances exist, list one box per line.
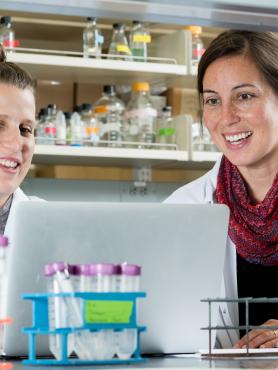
left=221, top=103, right=240, bottom=126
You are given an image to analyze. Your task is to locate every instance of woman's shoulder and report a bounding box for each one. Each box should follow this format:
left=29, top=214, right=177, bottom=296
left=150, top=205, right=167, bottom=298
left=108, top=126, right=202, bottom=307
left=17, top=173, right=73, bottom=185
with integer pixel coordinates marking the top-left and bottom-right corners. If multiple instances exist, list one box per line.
left=164, top=156, right=222, bottom=204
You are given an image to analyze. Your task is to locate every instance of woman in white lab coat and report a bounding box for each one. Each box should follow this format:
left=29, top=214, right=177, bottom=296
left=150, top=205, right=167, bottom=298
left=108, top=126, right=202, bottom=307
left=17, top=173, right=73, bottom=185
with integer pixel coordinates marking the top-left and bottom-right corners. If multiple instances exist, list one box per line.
left=165, top=30, right=278, bottom=349
left=0, top=44, right=38, bottom=242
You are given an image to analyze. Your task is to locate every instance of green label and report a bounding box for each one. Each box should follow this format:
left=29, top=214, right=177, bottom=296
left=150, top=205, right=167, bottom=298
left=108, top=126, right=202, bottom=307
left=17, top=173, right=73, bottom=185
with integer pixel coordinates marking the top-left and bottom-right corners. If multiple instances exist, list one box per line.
left=85, top=300, right=133, bottom=324
left=159, top=128, right=176, bottom=136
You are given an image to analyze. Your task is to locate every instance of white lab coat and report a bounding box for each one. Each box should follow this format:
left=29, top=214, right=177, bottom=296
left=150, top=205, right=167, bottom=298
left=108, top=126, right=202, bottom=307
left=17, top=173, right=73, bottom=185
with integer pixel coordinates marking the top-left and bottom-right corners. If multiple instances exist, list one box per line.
left=164, top=156, right=239, bottom=348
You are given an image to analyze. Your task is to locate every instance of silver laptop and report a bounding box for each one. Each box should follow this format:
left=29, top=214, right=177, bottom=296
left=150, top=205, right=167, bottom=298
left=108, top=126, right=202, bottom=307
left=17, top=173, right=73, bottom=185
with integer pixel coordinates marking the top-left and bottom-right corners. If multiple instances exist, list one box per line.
left=4, top=201, right=229, bottom=356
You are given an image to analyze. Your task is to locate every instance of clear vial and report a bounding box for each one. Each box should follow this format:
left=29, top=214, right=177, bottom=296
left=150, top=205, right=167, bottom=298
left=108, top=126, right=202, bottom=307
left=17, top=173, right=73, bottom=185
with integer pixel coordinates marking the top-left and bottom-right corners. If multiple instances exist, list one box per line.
left=44, top=106, right=56, bottom=145
left=108, top=23, right=131, bottom=61
left=55, top=110, right=67, bottom=145
left=129, top=21, right=151, bottom=62
left=115, top=263, right=141, bottom=359
left=158, top=106, right=176, bottom=149
left=187, top=26, right=204, bottom=75
left=83, top=17, right=104, bottom=59
left=70, top=111, right=84, bottom=146
left=125, top=82, right=157, bottom=147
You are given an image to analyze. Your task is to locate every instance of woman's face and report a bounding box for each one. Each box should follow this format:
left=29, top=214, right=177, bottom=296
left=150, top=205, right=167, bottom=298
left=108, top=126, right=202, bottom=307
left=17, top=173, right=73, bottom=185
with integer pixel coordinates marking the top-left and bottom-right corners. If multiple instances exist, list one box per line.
left=202, top=55, right=278, bottom=172
left=0, top=84, right=36, bottom=207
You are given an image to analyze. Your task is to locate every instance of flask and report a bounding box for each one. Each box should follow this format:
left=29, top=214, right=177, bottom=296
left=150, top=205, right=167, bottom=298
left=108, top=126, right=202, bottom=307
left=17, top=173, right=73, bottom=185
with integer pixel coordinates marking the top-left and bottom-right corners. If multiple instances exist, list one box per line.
left=0, top=16, right=18, bottom=51
left=83, top=17, right=103, bottom=59
left=158, top=106, right=176, bottom=149
left=129, top=21, right=151, bottom=62
left=93, top=85, right=125, bottom=146
left=125, top=82, right=157, bottom=147
left=187, top=26, right=204, bottom=75
left=115, top=263, right=141, bottom=359
left=55, top=110, right=67, bottom=145
left=108, top=23, right=131, bottom=61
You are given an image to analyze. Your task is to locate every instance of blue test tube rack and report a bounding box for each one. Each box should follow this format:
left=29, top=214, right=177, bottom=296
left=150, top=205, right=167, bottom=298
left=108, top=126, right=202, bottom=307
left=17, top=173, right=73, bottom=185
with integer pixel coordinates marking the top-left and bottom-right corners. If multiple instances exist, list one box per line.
left=22, top=291, right=146, bottom=366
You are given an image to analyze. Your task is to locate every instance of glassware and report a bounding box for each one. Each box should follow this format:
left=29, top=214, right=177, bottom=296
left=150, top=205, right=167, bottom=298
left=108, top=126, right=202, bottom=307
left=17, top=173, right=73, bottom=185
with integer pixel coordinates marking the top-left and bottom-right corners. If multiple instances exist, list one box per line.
left=108, top=23, right=131, bottom=61
left=83, top=17, right=103, bottom=59
left=129, top=21, right=151, bottom=62
left=158, top=106, right=176, bottom=149
left=187, top=26, right=204, bottom=75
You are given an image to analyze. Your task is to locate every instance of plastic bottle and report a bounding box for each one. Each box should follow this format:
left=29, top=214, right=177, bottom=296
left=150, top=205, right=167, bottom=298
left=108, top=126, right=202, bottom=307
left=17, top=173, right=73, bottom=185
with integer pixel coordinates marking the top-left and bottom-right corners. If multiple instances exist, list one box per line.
left=0, top=16, right=18, bottom=51
left=115, top=263, right=141, bottom=359
left=108, top=23, right=131, bottom=61
left=35, top=108, right=48, bottom=144
left=125, top=82, right=157, bottom=147
left=93, top=86, right=125, bottom=146
left=83, top=17, right=104, bottom=59
left=55, top=110, right=67, bottom=145
left=129, top=21, right=151, bottom=62
left=81, top=103, right=100, bottom=146
left=158, top=106, right=176, bottom=150
left=70, top=111, right=84, bottom=146
left=64, top=111, right=72, bottom=143
left=187, top=26, right=204, bottom=75
left=44, top=106, right=56, bottom=145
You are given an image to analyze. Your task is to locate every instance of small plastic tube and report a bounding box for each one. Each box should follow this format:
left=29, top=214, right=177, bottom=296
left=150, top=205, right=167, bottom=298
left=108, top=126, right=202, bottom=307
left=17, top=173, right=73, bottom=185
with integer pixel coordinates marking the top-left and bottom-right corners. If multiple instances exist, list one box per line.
left=116, top=263, right=141, bottom=359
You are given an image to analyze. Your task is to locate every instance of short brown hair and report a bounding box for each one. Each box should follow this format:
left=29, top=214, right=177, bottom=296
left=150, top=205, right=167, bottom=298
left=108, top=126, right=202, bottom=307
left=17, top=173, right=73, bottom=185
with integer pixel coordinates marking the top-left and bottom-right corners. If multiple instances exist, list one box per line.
left=0, top=44, right=35, bottom=93
left=197, top=30, right=278, bottom=97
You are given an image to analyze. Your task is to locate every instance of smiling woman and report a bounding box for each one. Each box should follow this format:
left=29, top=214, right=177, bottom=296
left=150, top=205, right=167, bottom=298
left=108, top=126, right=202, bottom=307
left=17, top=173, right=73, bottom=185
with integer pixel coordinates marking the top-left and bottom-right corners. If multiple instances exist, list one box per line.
left=165, top=30, right=278, bottom=350
left=0, top=44, right=41, bottom=239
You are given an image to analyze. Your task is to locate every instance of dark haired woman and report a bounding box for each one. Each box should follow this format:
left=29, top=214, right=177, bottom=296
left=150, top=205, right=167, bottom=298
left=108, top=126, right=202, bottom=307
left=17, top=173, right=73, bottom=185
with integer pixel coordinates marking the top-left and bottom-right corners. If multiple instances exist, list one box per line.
left=0, top=45, right=39, bottom=240
left=165, top=30, right=278, bottom=349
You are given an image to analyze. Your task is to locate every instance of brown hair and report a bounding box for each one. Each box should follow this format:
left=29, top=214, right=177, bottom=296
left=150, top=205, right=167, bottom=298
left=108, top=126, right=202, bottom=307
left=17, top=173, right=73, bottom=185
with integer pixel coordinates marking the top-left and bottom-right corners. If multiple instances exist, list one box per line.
left=0, top=44, right=35, bottom=93
left=197, top=30, right=278, bottom=98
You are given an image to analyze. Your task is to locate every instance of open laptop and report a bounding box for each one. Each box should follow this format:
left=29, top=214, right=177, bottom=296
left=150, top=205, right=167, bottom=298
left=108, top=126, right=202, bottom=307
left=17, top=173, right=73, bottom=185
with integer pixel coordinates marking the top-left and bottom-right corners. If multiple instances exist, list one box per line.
left=4, top=201, right=229, bottom=357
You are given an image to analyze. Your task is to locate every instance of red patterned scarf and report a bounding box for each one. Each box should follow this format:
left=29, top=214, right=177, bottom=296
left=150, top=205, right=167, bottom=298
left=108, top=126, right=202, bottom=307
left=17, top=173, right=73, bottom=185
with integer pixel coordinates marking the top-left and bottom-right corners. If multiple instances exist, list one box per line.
left=216, top=156, right=278, bottom=266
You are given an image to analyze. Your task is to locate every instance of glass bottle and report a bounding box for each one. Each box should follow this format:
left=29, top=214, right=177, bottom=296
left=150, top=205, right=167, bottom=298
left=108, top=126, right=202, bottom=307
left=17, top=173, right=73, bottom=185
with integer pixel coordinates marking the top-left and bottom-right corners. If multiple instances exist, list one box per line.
left=81, top=103, right=100, bottom=146
left=44, top=106, right=56, bottom=145
left=0, top=16, right=17, bottom=52
left=125, top=82, right=157, bottom=147
left=158, top=106, right=176, bottom=150
left=83, top=17, right=103, bottom=59
left=108, top=23, right=131, bottom=61
left=187, top=26, right=204, bottom=75
left=55, top=110, right=67, bottom=145
left=129, top=21, right=151, bottom=62
left=35, top=108, right=48, bottom=145
left=93, top=85, right=125, bottom=146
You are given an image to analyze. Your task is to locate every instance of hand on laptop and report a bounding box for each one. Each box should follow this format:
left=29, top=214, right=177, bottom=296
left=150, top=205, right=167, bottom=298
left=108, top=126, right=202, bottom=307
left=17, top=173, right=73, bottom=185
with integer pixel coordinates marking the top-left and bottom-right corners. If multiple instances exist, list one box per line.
left=233, top=319, right=278, bottom=349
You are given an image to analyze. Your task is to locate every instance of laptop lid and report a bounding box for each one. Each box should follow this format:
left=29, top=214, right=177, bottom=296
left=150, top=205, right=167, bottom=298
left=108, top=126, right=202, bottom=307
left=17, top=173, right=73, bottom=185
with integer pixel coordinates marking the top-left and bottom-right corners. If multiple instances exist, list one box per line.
left=4, top=201, right=229, bottom=356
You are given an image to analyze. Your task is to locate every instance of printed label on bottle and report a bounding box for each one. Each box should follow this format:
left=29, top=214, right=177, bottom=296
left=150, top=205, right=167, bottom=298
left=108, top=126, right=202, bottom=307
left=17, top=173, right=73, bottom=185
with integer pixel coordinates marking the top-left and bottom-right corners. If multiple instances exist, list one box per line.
left=3, top=39, right=20, bottom=47
left=44, top=127, right=56, bottom=135
left=116, top=44, right=131, bottom=54
left=159, top=128, right=176, bottom=136
left=86, top=126, right=100, bottom=135
left=85, top=300, right=133, bottom=324
left=95, top=105, right=108, bottom=114
left=126, top=107, right=157, bottom=119
left=133, top=34, right=151, bottom=43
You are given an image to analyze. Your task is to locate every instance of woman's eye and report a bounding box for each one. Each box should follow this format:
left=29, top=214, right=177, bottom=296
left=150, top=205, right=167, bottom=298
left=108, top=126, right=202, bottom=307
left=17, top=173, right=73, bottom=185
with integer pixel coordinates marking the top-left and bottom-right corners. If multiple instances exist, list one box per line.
left=239, top=93, right=254, bottom=100
left=204, top=97, right=219, bottom=105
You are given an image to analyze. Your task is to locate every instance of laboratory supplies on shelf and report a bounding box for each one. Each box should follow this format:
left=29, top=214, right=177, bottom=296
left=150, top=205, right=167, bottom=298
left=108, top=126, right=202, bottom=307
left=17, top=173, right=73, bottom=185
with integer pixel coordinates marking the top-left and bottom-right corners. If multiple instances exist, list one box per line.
left=187, top=26, right=205, bottom=75
left=158, top=106, right=176, bottom=150
left=81, top=103, right=100, bottom=146
left=129, top=21, right=151, bottom=62
left=55, top=110, right=67, bottom=145
left=0, top=16, right=18, bottom=50
left=125, top=82, right=157, bottom=147
left=93, top=85, right=125, bottom=146
left=83, top=17, right=103, bottom=59
left=23, top=261, right=145, bottom=365
left=108, top=23, right=131, bottom=60
left=192, top=122, right=219, bottom=152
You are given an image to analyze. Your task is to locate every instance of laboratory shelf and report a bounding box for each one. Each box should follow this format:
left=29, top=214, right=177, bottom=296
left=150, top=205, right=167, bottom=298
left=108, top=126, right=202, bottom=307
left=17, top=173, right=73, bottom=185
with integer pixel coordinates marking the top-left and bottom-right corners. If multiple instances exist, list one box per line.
left=7, top=50, right=188, bottom=86
left=33, top=144, right=190, bottom=168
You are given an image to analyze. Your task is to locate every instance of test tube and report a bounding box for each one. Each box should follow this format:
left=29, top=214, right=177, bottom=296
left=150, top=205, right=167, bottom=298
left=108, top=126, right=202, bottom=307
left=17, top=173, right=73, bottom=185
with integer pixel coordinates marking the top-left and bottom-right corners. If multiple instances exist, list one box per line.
left=115, top=263, right=141, bottom=359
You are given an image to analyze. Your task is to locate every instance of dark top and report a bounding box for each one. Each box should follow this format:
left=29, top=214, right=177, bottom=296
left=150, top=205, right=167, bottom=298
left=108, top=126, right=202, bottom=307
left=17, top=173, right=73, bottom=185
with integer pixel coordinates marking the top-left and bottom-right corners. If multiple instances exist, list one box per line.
left=237, top=253, right=278, bottom=338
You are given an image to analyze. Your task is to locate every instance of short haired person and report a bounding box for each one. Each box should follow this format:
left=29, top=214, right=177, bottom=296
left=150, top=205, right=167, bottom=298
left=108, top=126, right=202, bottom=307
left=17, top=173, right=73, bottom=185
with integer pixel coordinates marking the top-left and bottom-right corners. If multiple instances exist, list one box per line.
left=165, top=30, right=278, bottom=349
left=0, top=44, right=39, bottom=242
